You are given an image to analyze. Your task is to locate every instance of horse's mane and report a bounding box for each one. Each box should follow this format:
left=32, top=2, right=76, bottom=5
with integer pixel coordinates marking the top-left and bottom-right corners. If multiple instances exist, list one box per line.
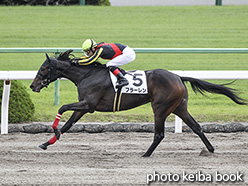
left=56, top=49, right=106, bottom=68
left=56, top=49, right=74, bottom=61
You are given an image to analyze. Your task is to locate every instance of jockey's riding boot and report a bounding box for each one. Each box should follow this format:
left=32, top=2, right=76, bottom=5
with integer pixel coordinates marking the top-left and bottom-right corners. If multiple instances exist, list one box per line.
left=109, top=66, right=129, bottom=89
left=116, top=72, right=129, bottom=89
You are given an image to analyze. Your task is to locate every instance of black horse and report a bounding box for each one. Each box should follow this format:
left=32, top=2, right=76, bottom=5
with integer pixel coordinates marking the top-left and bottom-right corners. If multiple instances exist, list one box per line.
left=30, top=50, right=247, bottom=157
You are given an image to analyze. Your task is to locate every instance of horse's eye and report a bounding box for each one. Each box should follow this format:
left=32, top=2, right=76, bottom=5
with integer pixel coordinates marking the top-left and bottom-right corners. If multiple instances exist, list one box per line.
left=41, top=67, right=46, bottom=72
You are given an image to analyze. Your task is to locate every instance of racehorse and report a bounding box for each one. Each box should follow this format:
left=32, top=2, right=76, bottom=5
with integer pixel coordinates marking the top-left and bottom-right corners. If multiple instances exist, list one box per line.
left=30, top=50, right=247, bottom=157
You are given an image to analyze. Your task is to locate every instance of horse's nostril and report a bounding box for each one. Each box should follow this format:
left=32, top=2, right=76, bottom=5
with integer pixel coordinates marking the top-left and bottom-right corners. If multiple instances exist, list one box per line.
left=30, top=84, right=37, bottom=92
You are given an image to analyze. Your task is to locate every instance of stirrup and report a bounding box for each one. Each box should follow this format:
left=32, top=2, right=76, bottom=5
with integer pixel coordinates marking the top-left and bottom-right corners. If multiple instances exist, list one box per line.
left=116, top=79, right=129, bottom=89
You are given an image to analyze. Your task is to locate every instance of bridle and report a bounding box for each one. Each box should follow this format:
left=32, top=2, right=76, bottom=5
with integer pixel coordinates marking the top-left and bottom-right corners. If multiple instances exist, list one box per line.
left=38, top=53, right=71, bottom=88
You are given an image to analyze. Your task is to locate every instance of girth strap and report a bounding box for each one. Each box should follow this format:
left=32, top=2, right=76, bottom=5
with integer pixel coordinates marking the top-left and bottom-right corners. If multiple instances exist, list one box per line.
left=113, top=88, right=122, bottom=112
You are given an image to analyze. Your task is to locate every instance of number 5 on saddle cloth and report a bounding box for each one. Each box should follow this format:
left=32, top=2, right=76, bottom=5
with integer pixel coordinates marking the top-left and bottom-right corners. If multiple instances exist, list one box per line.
left=109, top=70, right=148, bottom=112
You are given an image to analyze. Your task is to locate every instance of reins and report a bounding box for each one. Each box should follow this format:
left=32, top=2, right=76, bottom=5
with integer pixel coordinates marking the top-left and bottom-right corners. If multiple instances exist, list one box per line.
left=40, top=51, right=107, bottom=88
left=55, top=60, right=72, bottom=79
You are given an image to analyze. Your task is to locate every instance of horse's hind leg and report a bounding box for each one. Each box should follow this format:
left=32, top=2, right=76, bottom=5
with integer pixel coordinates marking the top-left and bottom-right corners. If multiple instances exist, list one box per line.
left=142, top=112, right=167, bottom=157
left=173, top=99, right=214, bottom=153
left=143, top=97, right=182, bottom=157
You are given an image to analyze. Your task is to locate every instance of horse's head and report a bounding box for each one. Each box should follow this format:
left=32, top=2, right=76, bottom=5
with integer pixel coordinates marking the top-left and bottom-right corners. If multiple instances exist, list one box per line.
left=30, top=53, right=57, bottom=92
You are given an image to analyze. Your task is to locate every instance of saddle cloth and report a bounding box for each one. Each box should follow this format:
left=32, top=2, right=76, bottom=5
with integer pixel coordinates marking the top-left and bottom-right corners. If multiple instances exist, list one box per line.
left=109, top=70, right=148, bottom=94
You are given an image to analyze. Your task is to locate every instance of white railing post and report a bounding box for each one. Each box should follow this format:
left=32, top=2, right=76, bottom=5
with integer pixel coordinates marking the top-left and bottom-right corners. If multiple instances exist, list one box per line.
left=175, top=116, right=182, bottom=133
left=1, top=80, right=11, bottom=134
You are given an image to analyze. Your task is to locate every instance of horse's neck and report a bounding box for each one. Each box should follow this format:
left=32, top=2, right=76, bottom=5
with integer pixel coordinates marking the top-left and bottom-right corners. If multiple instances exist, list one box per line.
left=56, top=60, right=78, bottom=84
left=56, top=60, right=100, bottom=86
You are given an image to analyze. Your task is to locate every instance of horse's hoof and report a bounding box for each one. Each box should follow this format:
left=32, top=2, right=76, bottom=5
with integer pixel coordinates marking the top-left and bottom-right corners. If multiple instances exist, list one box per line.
left=199, top=148, right=214, bottom=157
left=39, top=144, right=47, bottom=150
left=142, top=153, right=150, bottom=158
left=209, top=147, right=215, bottom=153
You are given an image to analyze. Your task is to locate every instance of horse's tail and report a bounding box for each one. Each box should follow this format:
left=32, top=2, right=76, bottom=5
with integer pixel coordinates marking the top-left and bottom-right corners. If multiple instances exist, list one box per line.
left=180, top=77, right=247, bottom=105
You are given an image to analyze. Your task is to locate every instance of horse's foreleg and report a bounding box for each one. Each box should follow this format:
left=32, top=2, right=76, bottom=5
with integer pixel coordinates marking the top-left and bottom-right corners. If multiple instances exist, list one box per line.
left=39, top=101, right=90, bottom=150
left=39, top=111, right=86, bottom=150
left=39, top=113, right=63, bottom=150
left=60, top=111, right=86, bottom=133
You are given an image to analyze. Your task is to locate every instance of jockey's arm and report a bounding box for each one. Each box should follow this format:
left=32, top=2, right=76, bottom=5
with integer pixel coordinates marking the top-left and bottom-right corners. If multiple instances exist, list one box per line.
left=76, top=48, right=103, bottom=65
left=76, top=56, right=87, bottom=60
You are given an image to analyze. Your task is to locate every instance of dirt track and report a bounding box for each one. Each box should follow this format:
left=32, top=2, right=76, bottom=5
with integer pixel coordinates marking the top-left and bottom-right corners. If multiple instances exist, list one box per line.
left=0, top=132, right=247, bottom=185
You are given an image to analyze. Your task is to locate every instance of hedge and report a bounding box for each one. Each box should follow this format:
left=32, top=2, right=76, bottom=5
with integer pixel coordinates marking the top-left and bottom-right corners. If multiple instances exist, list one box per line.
left=0, top=80, right=35, bottom=123
left=0, top=0, right=111, bottom=6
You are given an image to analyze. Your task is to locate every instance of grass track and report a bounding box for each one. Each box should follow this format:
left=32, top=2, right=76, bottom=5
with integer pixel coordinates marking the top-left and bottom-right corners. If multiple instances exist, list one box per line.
left=0, top=6, right=248, bottom=122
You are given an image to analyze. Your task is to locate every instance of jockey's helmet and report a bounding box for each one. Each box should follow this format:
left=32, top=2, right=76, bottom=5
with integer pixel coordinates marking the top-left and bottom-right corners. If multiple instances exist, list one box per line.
left=82, top=39, right=97, bottom=52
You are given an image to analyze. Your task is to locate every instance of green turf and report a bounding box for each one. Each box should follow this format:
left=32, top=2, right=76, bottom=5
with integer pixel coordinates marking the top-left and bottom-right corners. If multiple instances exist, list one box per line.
left=0, top=6, right=248, bottom=122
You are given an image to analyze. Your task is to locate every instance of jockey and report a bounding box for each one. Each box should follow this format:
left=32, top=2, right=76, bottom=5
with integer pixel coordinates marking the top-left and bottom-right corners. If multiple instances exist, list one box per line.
left=72, top=39, right=136, bottom=88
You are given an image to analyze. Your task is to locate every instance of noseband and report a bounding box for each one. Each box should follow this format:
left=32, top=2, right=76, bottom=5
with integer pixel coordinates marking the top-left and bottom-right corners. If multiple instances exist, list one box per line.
left=38, top=58, right=62, bottom=88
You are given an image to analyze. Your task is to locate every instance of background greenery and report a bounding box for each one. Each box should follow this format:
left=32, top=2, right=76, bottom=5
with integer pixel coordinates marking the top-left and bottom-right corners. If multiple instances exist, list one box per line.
left=0, top=6, right=247, bottom=123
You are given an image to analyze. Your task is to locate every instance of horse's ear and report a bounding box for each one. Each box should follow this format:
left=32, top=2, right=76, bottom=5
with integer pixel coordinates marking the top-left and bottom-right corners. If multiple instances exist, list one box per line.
left=45, top=53, right=51, bottom=62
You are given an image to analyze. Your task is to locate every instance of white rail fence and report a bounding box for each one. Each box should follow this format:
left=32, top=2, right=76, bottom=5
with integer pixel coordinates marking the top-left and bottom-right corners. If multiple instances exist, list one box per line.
left=1, top=70, right=248, bottom=134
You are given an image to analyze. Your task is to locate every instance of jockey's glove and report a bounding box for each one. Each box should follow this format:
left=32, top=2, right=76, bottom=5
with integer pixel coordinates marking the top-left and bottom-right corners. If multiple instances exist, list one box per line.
left=70, top=59, right=79, bottom=66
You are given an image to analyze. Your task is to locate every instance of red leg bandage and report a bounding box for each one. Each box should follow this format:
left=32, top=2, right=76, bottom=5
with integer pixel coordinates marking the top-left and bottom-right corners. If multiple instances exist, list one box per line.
left=49, top=135, right=57, bottom=145
left=52, top=113, right=62, bottom=129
